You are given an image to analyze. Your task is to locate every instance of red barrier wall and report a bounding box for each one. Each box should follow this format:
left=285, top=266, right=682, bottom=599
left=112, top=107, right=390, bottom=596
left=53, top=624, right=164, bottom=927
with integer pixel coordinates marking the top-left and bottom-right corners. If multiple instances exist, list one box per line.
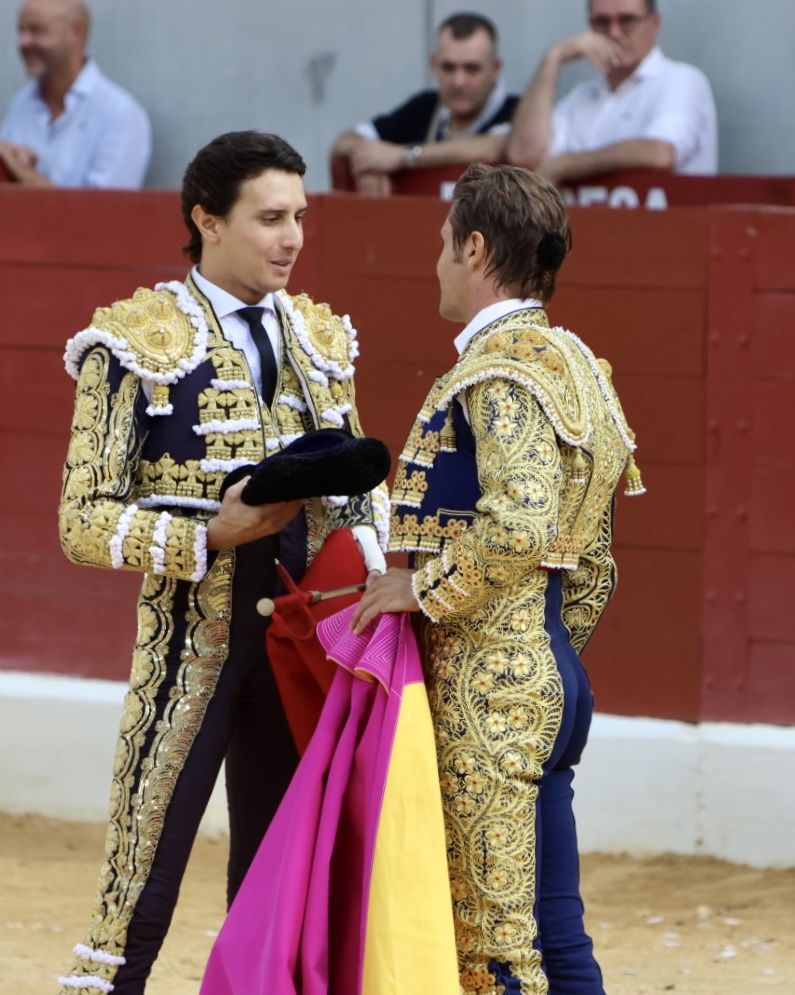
left=1, top=188, right=793, bottom=725
left=330, top=155, right=795, bottom=209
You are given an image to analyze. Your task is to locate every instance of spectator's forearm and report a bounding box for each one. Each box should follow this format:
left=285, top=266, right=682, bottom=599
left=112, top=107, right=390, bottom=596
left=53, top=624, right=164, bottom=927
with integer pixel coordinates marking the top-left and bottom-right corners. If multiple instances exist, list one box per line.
left=409, top=131, right=508, bottom=168
left=506, top=46, right=565, bottom=168
left=547, top=139, right=676, bottom=183
left=331, top=129, right=366, bottom=158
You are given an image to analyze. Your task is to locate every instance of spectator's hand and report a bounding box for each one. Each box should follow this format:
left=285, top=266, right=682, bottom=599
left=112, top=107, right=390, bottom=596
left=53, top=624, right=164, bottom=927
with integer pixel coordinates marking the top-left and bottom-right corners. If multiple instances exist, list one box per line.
left=350, top=567, right=419, bottom=634
left=206, top=477, right=304, bottom=550
left=350, top=140, right=406, bottom=176
left=354, top=171, right=393, bottom=196
left=552, top=31, right=625, bottom=74
left=0, top=140, right=39, bottom=179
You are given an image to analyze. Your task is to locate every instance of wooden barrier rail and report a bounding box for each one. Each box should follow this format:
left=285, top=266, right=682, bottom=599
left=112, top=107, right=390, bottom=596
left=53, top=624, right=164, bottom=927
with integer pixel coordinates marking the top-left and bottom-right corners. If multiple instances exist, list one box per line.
left=330, top=155, right=795, bottom=209
left=1, top=187, right=793, bottom=725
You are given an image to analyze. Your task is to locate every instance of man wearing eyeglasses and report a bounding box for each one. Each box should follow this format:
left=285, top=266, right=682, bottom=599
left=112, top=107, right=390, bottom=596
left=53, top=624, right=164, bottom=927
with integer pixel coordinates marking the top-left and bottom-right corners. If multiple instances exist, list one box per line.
left=507, top=0, right=717, bottom=183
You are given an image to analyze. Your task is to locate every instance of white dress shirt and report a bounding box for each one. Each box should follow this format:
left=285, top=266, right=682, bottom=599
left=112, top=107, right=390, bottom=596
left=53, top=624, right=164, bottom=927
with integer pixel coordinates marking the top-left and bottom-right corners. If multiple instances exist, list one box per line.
left=192, top=267, right=281, bottom=400
left=0, top=60, right=151, bottom=188
left=550, top=47, right=718, bottom=175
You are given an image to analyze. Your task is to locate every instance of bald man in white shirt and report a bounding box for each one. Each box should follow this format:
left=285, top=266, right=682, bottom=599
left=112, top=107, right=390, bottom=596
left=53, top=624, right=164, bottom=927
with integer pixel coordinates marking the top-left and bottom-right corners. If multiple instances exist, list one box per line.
left=0, top=0, right=151, bottom=187
left=507, top=0, right=717, bottom=184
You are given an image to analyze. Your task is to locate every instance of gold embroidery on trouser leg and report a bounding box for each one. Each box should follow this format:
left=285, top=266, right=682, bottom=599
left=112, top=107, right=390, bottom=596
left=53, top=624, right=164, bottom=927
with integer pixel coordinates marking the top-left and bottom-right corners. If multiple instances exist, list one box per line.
left=58, top=551, right=234, bottom=994
left=419, top=572, right=562, bottom=995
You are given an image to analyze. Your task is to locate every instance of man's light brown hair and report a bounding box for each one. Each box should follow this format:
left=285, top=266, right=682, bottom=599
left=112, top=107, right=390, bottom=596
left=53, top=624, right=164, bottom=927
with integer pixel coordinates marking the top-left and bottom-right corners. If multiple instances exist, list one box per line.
left=450, top=164, right=572, bottom=303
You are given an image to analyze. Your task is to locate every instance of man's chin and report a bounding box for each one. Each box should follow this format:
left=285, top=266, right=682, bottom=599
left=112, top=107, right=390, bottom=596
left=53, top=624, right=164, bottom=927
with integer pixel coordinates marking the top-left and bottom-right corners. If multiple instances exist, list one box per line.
left=20, top=51, right=47, bottom=75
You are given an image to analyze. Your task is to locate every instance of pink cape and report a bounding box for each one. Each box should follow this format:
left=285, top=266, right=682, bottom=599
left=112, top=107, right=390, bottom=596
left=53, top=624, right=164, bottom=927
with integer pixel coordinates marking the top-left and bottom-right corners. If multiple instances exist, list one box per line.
left=199, top=607, right=457, bottom=994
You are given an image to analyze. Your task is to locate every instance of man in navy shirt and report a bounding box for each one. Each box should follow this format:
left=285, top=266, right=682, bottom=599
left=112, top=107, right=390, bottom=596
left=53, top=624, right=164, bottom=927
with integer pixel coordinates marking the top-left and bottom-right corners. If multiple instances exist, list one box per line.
left=331, top=12, right=517, bottom=195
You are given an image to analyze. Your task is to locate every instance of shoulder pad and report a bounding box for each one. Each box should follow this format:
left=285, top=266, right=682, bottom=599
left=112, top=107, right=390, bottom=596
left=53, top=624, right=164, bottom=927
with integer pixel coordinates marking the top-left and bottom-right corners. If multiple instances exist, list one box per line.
left=279, top=291, right=359, bottom=379
left=438, top=322, right=591, bottom=447
left=65, top=286, right=208, bottom=383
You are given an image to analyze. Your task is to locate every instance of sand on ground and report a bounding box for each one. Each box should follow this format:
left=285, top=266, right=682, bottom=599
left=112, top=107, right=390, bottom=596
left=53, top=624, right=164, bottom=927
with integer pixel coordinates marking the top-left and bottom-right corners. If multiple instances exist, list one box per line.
left=2, top=812, right=793, bottom=994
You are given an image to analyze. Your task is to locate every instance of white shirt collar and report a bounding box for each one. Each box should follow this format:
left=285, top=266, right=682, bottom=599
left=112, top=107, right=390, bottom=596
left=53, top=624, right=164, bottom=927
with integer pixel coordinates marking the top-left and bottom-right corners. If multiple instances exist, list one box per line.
left=191, top=266, right=275, bottom=320
left=454, top=297, right=544, bottom=355
left=633, top=46, right=665, bottom=81
left=592, top=45, right=665, bottom=95
left=437, top=75, right=508, bottom=137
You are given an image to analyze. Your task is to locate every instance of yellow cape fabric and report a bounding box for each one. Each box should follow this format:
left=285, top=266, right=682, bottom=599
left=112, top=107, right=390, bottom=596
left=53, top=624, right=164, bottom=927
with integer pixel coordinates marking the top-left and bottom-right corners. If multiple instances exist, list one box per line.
left=362, top=682, right=459, bottom=994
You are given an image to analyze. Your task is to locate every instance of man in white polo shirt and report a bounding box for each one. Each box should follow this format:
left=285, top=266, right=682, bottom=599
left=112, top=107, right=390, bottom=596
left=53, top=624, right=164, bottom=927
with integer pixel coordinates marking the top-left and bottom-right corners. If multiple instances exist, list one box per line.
left=507, top=0, right=717, bottom=183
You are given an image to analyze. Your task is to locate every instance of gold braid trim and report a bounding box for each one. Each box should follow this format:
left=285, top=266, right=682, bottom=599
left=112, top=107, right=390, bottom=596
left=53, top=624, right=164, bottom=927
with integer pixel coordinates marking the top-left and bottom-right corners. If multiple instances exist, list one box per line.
left=58, top=553, right=234, bottom=993
left=561, top=501, right=617, bottom=655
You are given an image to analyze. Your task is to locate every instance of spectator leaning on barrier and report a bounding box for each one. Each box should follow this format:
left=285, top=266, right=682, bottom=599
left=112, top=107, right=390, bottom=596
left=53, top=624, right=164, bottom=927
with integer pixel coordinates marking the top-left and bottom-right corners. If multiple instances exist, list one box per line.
left=331, top=12, right=518, bottom=195
left=506, top=0, right=717, bottom=184
left=0, top=0, right=151, bottom=187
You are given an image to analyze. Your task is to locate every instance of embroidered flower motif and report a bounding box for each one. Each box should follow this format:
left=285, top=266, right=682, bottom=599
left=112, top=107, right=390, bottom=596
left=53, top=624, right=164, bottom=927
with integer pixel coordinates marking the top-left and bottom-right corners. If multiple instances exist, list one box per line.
left=485, top=713, right=507, bottom=736
left=485, top=651, right=507, bottom=674
left=509, top=609, right=532, bottom=633
left=494, top=920, right=519, bottom=944
left=487, top=563, right=510, bottom=583
left=485, top=825, right=508, bottom=847
left=454, top=754, right=477, bottom=774
left=510, top=531, right=531, bottom=553
left=472, top=672, right=494, bottom=694
left=454, top=795, right=476, bottom=816
left=510, top=656, right=533, bottom=677
left=500, top=751, right=526, bottom=775
left=507, top=707, right=528, bottom=729
left=488, top=867, right=510, bottom=890
left=496, top=395, right=519, bottom=419
left=526, top=480, right=547, bottom=504
left=464, top=771, right=488, bottom=795
left=493, top=414, right=515, bottom=436
left=436, top=657, right=456, bottom=679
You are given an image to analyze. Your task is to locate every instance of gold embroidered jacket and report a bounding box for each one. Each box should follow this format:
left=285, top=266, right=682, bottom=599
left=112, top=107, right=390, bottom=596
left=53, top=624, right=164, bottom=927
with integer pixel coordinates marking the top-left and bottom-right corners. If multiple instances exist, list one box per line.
left=60, top=275, right=389, bottom=581
left=390, top=307, right=642, bottom=653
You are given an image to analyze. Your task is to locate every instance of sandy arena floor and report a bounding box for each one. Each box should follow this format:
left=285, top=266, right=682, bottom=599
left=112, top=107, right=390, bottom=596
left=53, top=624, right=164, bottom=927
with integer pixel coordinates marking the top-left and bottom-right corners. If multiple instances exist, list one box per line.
left=2, top=813, right=793, bottom=994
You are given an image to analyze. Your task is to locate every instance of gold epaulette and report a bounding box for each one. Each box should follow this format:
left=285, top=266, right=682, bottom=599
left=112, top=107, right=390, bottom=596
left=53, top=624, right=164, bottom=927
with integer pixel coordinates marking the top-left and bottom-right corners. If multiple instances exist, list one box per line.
left=64, top=286, right=207, bottom=385
left=436, top=322, right=590, bottom=448
left=281, top=291, right=357, bottom=375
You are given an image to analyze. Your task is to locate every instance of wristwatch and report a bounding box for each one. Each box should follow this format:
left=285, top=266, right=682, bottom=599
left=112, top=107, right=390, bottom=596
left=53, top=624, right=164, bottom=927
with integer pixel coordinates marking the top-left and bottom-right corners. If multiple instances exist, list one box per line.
left=402, top=144, right=422, bottom=168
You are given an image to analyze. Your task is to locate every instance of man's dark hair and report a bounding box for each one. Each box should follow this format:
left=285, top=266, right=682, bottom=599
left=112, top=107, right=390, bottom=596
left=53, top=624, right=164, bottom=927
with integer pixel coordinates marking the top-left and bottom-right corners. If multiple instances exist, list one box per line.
left=450, top=164, right=572, bottom=303
left=181, top=131, right=306, bottom=263
left=438, top=12, right=498, bottom=44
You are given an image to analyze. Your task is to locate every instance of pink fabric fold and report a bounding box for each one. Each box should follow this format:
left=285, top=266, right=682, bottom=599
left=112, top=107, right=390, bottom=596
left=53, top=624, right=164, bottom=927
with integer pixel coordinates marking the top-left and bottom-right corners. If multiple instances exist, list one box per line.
left=199, top=608, right=422, bottom=995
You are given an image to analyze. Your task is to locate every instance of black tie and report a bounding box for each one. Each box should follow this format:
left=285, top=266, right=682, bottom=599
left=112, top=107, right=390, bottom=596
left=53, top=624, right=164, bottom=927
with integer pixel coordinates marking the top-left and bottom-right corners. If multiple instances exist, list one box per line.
left=237, top=306, right=278, bottom=407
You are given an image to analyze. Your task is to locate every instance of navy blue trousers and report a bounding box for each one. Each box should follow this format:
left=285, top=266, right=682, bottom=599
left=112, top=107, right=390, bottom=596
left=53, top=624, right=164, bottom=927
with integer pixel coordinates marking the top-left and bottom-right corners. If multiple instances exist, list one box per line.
left=536, top=572, right=605, bottom=995
left=109, top=519, right=306, bottom=995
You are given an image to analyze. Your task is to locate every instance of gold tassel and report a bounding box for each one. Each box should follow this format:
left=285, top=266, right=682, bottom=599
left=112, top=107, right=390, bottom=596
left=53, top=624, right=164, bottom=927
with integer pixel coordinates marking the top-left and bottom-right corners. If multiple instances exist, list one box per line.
left=152, top=383, right=171, bottom=410
left=440, top=408, right=456, bottom=451
left=571, top=447, right=588, bottom=484
left=623, top=453, right=646, bottom=496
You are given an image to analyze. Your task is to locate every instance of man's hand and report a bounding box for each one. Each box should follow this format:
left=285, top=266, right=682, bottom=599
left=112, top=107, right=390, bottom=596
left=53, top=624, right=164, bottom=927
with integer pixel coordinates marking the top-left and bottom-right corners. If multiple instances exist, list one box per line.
left=206, top=477, right=303, bottom=551
left=350, top=567, right=419, bottom=634
left=552, top=31, right=625, bottom=73
left=0, top=140, right=42, bottom=181
left=354, top=171, right=393, bottom=196
left=350, top=140, right=407, bottom=176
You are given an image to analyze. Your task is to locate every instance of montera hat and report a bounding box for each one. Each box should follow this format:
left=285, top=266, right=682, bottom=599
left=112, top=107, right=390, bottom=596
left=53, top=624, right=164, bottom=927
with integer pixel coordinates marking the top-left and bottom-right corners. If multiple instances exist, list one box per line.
left=219, top=429, right=391, bottom=505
